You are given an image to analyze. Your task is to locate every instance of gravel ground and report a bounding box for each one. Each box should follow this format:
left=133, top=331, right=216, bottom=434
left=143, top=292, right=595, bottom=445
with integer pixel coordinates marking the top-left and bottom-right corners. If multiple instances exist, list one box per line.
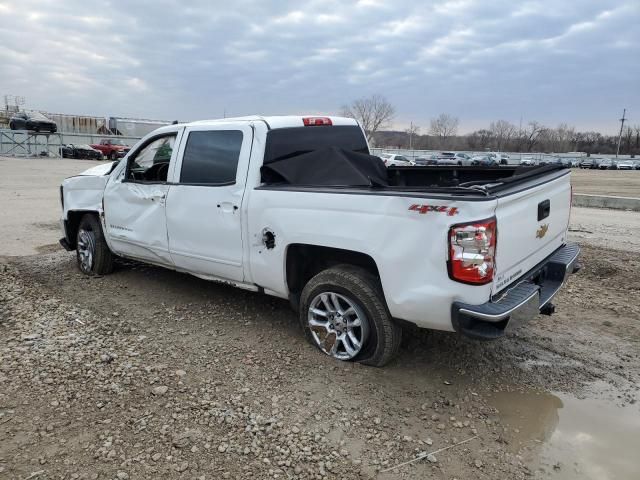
left=1, top=243, right=639, bottom=480
left=569, top=168, right=640, bottom=198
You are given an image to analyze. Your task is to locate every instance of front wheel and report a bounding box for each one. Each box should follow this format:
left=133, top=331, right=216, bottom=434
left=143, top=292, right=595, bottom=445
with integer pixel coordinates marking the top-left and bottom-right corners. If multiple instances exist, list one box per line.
left=299, top=265, right=402, bottom=367
left=76, top=214, right=114, bottom=275
left=110, top=151, right=118, bottom=161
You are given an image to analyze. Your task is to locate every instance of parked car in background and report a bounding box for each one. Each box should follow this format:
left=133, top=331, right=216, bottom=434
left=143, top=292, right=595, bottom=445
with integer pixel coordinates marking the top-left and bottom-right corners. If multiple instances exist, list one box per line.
left=520, top=157, right=537, bottom=166
left=488, top=153, right=510, bottom=165
left=90, top=139, right=131, bottom=160
left=617, top=159, right=635, bottom=170
left=579, top=158, right=598, bottom=169
left=9, top=111, right=58, bottom=133
left=440, top=152, right=473, bottom=165
left=539, top=157, right=564, bottom=167
left=598, top=158, right=617, bottom=170
left=635, top=160, right=640, bottom=170
left=470, top=155, right=499, bottom=166
left=432, top=156, right=459, bottom=166
left=60, top=144, right=104, bottom=160
left=413, top=155, right=438, bottom=166
left=379, top=153, right=414, bottom=166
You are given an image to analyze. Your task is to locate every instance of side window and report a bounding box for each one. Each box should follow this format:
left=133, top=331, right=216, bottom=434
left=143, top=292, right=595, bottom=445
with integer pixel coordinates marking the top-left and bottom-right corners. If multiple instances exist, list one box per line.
left=180, top=130, right=243, bottom=185
left=126, top=134, right=176, bottom=183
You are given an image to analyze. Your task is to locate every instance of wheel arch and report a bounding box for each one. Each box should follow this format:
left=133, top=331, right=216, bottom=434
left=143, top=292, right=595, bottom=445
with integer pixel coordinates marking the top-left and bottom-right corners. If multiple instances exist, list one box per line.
left=285, top=243, right=381, bottom=308
left=65, top=210, right=100, bottom=249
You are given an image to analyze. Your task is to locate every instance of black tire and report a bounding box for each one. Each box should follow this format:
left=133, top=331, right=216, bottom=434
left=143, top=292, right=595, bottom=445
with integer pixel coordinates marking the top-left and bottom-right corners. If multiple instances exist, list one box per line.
left=76, top=214, right=114, bottom=276
left=299, top=265, right=402, bottom=367
left=110, top=151, right=118, bottom=161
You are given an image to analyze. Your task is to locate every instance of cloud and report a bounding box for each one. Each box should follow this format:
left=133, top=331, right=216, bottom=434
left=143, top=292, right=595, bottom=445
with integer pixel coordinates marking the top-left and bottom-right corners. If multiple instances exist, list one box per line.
left=0, top=0, right=637, bottom=132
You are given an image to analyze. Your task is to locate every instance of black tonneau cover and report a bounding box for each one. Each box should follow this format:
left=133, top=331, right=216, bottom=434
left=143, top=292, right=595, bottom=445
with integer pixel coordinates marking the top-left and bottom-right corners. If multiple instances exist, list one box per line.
left=261, top=147, right=389, bottom=187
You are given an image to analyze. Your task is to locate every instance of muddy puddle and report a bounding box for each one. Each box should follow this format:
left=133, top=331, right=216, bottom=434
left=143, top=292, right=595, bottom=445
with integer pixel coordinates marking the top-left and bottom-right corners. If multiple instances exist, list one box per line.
left=488, top=384, right=640, bottom=479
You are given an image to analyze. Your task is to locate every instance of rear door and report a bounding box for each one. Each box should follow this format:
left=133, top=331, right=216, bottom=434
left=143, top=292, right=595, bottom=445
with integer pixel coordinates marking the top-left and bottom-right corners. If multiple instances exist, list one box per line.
left=492, top=171, right=571, bottom=293
left=165, top=123, right=253, bottom=282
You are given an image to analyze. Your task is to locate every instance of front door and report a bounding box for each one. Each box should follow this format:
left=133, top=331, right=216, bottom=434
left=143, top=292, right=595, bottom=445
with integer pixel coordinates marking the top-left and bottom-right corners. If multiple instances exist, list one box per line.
left=103, top=131, right=181, bottom=266
left=165, top=123, right=253, bottom=282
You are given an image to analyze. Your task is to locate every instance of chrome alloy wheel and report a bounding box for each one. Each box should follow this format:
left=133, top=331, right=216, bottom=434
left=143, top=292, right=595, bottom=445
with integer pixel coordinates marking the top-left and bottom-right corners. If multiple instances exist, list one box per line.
left=77, top=229, right=95, bottom=273
left=307, top=292, right=369, bottom=360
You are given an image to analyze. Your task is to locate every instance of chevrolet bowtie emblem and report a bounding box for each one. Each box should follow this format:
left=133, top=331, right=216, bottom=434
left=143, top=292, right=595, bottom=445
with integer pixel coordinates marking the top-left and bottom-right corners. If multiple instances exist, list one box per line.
left=536, top=224, right=549, bottom=239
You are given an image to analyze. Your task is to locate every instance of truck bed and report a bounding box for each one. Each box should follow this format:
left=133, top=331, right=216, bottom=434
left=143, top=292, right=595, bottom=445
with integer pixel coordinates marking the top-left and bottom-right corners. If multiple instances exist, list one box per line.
left=386, top=164, right=566, bottom=193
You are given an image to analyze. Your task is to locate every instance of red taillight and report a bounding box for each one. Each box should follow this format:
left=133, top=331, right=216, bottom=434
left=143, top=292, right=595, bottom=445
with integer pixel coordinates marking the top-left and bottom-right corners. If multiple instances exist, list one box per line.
left=448, top=218, right=497, bottom=285
left=303, top=117, right=332, bottom=126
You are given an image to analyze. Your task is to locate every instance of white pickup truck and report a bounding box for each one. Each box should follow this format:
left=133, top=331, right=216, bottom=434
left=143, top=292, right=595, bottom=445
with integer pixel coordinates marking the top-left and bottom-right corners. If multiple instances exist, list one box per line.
left=59, top=115, right=580, bottom=366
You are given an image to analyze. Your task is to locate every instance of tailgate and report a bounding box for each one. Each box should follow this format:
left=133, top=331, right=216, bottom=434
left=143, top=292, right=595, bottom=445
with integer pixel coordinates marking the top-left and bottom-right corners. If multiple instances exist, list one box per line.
left=492, top=172, right=571, bottom=294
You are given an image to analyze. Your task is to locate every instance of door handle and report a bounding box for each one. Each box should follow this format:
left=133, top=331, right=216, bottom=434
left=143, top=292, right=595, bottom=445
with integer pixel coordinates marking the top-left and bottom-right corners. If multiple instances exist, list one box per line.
left=217, top=202, right=238, bottom=212
left=148, top=193, right=166, bottom=202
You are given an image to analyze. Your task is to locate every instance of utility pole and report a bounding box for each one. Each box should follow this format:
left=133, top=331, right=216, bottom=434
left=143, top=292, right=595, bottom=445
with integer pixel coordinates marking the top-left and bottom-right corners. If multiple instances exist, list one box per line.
left=616, top=108, right=626, bottom=158
left=409, top=121, right=414, bottom=150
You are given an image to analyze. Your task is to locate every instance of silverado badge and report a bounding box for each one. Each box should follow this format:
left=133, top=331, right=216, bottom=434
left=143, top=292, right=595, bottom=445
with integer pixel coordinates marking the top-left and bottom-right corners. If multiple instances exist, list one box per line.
left=536, top=223, right=549, bottom=239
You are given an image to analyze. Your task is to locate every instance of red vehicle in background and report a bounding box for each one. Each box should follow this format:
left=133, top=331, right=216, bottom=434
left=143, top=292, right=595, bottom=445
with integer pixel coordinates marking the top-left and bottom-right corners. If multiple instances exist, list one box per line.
left=90, top=139, right=131, bottom=160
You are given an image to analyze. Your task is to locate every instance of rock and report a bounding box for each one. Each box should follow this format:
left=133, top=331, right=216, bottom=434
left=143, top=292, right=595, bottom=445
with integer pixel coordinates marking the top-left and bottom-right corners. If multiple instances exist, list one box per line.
left=22, top=333, right=40, bottom=341
left=425, top=438, right=433, bottom=446
left=426, top=454, right=437, bottom=463
left=175, top=369, right=186, bottom=377
left=151, top=453, right=162, bottom=462
left=100, top=354, right=114, bottom=364
left=475, top=459, right=483, bottom=468
left=116, top=472, right=129, bottom=480
left=373, top=417, right=381, bottom=425
left=152, top=385, right=168, bottom=396
left=175, top=462, right=188, bottom=472
left=218, top=443, right=228, bottom=453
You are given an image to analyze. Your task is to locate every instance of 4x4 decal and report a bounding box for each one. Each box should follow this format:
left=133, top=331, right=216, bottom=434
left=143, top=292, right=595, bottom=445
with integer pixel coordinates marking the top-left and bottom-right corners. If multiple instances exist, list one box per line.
left=409, top=204, right=459, bottom=216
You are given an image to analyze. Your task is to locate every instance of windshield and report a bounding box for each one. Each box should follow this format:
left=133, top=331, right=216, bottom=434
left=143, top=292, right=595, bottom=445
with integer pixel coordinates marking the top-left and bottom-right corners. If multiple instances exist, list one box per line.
left=264, top=126, right=369, bottom=164
left=29, top=112, right=50, bottom=121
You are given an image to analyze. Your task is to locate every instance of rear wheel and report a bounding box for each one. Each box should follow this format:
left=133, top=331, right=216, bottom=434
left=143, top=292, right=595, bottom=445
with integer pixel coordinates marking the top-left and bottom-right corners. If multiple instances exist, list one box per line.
left=110, top=151, right=118, bottom=161
left=76, top=214, right=114, bottom=276
left=299, top=265, right=402, bottom=367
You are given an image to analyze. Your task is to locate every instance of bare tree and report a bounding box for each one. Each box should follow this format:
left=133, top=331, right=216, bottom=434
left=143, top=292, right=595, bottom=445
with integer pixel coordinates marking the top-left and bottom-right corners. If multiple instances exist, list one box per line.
left=429, top=113, right=459, bottom=148
left=405, top=122, right=420, bottom=150
left=521, top=121, right=546, bottom=152
left=341, top=95, right=395, bottom=145
left=488, top=120, right=517, bottom=151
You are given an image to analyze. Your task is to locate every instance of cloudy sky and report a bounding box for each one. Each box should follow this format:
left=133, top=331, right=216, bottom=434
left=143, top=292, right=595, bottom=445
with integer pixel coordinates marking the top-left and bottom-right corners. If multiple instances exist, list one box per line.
left=0, top=0, right=638, bottom=133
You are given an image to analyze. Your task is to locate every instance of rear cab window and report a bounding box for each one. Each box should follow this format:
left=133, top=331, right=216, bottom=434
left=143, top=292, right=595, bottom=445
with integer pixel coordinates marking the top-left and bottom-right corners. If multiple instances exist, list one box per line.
left=263, top=125, right=369, bottom=165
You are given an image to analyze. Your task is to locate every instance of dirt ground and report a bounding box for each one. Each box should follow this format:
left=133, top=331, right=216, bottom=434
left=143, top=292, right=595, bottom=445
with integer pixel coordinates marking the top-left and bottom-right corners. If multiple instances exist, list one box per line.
left=1, top=157, right=640, bottom=479
left=1, top=243, right=639, bottom=480
left=0, top=156, right=108, bottom=256
left=570, top=168, right=640, bottom=198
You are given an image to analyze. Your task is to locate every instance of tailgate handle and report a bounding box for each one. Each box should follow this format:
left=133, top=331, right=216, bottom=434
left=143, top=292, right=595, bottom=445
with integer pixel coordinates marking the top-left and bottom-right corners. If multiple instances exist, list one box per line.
left=538, top=199, right=550, bottom=221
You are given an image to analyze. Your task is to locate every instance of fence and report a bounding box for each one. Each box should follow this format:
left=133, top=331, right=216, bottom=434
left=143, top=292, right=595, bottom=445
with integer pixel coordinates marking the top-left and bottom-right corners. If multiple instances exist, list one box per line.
left=0, top=129, right=142, bottom=158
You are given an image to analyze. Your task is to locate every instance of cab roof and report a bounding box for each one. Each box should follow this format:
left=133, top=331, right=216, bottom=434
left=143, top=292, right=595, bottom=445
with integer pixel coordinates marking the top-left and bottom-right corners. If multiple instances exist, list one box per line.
left=186, top=115, right=359, bottom=130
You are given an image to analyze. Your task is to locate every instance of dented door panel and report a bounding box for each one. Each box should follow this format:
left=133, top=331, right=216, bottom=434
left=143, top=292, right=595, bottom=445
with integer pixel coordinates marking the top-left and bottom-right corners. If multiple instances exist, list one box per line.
left=102, top=129, right=184, bottom=266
